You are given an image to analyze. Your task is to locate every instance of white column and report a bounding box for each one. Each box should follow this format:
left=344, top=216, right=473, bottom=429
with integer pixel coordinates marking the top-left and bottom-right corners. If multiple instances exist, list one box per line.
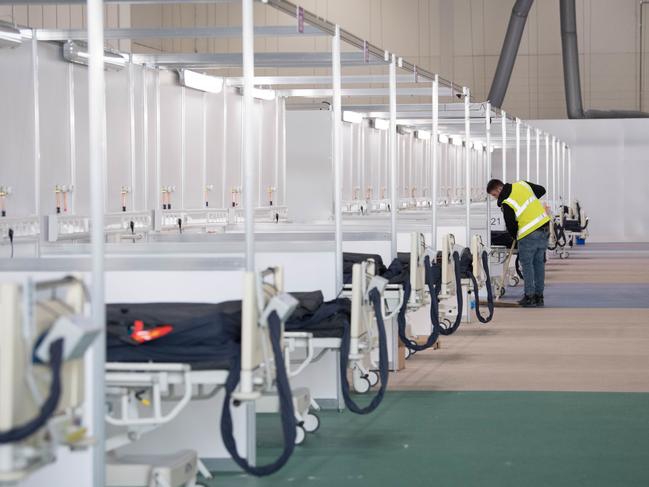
left=242, top=0, right=255, bottom=271
left=545, top=133, right=549, bottom=202
left=501, top=111, right=507, bottom=182
left=87, top=0, right=106, bottom=484
left=526, top=124, right=531, bottom=180
left=332, top=25, right=343, bottom=288
left=389, top=55, right=398, bottom=260
left=464, top=87, right=471, bottom=246
left=515, top=117, right=521, bottom=181
left=431, top=75, right=439, bottom=249
left=535, top=128, right=540, bottom=183
left=486, top=102, right=492, bottom=249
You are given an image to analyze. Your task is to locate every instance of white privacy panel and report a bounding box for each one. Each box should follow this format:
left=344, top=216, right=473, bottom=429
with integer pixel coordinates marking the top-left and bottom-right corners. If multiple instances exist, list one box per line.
left=159, top=71, right=182, bottom=209
left=0, top=42, right=35, bottom=218
left=105, top=66, right=131, bottom=213
left=184, top=88, right=206, bottom=210
left=205, top=89, right=226, bottom=209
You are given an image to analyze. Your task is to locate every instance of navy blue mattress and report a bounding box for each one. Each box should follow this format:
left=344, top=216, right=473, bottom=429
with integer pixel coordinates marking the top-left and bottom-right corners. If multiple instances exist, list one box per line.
left=106, top=293, right=351, bottom=365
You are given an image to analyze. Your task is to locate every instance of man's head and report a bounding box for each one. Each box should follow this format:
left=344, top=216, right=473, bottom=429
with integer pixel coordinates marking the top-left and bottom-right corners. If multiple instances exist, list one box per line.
left=486, top=179, right=504, bottom=199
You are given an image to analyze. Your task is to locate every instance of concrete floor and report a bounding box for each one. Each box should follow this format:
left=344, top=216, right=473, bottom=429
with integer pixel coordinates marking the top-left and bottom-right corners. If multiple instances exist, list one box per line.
left=211, top=247, right=649, bottom=486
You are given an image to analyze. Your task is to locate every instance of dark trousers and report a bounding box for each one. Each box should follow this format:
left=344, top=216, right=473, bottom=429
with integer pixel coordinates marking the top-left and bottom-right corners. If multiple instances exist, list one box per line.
left=517, top=226, right=549, bottom=296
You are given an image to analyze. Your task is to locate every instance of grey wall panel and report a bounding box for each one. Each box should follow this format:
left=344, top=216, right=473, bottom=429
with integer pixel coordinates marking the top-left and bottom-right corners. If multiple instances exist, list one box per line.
left=38, top=42, right=74, bottom=216
left=205, top=90, right=225, bottom=209
left=286, top=110, right=332, bottom=224
left=184, top=88, right=205, bottom=210
left=105, top=67, right=132, bottom=213
left=72, top=63, right=90, bottom=217
left=0, top=42, right=35, bottom=218
left=159, top=70, right=182, bottom=209
left=224, top=87, right=242, bottom=208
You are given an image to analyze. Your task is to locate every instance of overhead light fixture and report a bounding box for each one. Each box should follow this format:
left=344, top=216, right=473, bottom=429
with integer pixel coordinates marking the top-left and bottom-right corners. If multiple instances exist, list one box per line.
left=237, top=86, right=276, bottom=101
left=342, top=111, right=364, bottom=124
left=397, top=125, right=412, bottom=135
left=450, top=137, right=463, bottom=147
left=370, top=118, right=389, bottom=131
left=0, top=22, right=22, bottom=49
left=179, top=69, right=224, bottom=94
left=415, top=130, right=431, bottom=140
left=62, top=40, right=127, bottom=71
left=438, top=134, right=450, bottom=144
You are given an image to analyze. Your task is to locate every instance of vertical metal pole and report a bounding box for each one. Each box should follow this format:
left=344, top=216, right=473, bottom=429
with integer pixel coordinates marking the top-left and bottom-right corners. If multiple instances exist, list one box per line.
left=156, top=71, right=161, bottom=209
left=535, top=129, right=540, bottom=183
left=87, top=0, right=106, bottom=484
left=464, top=86, right=471, bottom=247
left=202, top=93, right=207, bottom=207
left=561, top=142, right=566, bottom=205
left=526, top=124, right=531, bottom=180
left=221, top=87, right=228, bottom=208
left=142, top=67, right=149, bottom=210
left=68, top=63, right=76, bottom=213
left=32, top=38, right=41, bottom=216
left=128, top=61, right=136, bottom=210
left=180, top=87, right=186, bottom=210
left=568, top=147, right=572, bottom=204
left=242, top=0, right=255, bottom=272
left=274, top=97, right=280, bottom=203
left=552, top=136, right=556, bottom=212
left=501, top=111, right=507, bottom=182
left=332, top=25, right=343, bottom=290
left=515, top=117, right=520, bottom=181
left=360, top=122, right=365, bottom=199
left=545, top=133, right=549, bottom=202
left=389, top=55, right=398, bottom=260
left=281, top=98, right=287, bottom=205
left=485, top=102, right=492, bottom=249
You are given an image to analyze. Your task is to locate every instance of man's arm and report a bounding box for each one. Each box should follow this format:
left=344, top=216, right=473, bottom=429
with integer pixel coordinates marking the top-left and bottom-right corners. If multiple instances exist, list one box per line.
left=526, top=181, right=546, bottom=199
left=502, top=205, right=518, bottom=239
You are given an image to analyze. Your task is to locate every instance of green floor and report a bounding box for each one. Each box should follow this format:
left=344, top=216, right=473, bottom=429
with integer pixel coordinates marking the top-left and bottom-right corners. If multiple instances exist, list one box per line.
left=209, top=391, right=649, bottom=487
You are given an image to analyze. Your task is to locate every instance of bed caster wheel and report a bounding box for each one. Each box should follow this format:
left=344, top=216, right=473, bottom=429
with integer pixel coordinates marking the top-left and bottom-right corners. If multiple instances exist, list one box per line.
left=303, top=413, right=320, bottom=433
left=559, top=251, right=569, bottom=260
left=367, top=370, right=379, bottom=387
left=404, top=347, right=413, bottom=360
left=352, top=367, right=371, bottom=393
left=295, top=425, right=306, bottom=445
left=498, top=287, right=506, bottom=298
left=508, top=276, right=520, bottom=287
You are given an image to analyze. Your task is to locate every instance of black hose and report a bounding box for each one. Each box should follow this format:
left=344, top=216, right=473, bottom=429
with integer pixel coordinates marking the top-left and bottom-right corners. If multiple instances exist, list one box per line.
left=467, top=251, right=495, bottom=324
left=220, top=311, right=296, bottom=476
left=0, top=338, right=64, bottom=444
left=439, top=251, right=464, bottom=336
left=396, top=256, right=441, bottom=352
left=339, top=288, right=389, bottom=415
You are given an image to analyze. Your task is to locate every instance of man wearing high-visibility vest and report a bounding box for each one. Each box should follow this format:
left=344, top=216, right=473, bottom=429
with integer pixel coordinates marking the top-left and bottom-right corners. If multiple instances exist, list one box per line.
left=487, top=179, right=550, bottom=307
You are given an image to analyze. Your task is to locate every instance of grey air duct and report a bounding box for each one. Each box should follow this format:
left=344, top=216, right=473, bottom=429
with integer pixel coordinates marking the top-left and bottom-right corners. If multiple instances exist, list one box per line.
left=559, top=0, right=648, bottom=118
left=488, top=0, right=649, bottom=119
left=487, top=0, right=534, bottom=109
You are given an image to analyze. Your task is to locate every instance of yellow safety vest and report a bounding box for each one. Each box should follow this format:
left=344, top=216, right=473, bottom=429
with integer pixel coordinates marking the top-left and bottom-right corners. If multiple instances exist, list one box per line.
left=502, top=181, right=550, bottom=240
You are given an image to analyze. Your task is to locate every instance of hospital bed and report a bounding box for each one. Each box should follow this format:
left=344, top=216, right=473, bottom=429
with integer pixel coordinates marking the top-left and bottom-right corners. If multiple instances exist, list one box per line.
left=104, top=267, right=307, bottom=484
left=283, top=255, right=398, bottom=414
left=0, top=276, right=100, bottom=485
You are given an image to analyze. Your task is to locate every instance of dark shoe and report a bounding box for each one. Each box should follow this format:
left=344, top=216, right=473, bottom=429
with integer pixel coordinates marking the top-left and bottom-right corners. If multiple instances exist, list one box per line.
left=535, top=294, right=544, bottom=307
left=518, top=295, right=536, bottom=307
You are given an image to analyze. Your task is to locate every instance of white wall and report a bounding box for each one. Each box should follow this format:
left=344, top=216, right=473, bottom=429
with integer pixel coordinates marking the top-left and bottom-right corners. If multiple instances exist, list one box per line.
left=533, top=119, right=649, bottom=243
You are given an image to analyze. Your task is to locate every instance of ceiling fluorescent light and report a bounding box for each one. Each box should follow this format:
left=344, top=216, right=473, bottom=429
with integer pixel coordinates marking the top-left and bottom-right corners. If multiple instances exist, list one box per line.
left=451, top=137, right=463, bottom=146
left=0, top=22, right=22, bottom=49
left=397, top=125, right=412, bottom=136
left=438, top=134, right=449, bottom=144
left=342, top=111, right=363, bottom=124
left=370, top=118, right=389, bottom=131
left=415, top=130, right=431, bottom=140
left=237, top=86, right=276, bottom=101
left=179, top=69, right=223, bottom=94
left=63, top=40, right=127, bottom=71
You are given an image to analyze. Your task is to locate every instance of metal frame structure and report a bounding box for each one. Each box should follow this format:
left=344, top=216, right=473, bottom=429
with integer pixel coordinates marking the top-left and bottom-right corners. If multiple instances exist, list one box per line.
left=0, top=2, right=576, bottom=484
